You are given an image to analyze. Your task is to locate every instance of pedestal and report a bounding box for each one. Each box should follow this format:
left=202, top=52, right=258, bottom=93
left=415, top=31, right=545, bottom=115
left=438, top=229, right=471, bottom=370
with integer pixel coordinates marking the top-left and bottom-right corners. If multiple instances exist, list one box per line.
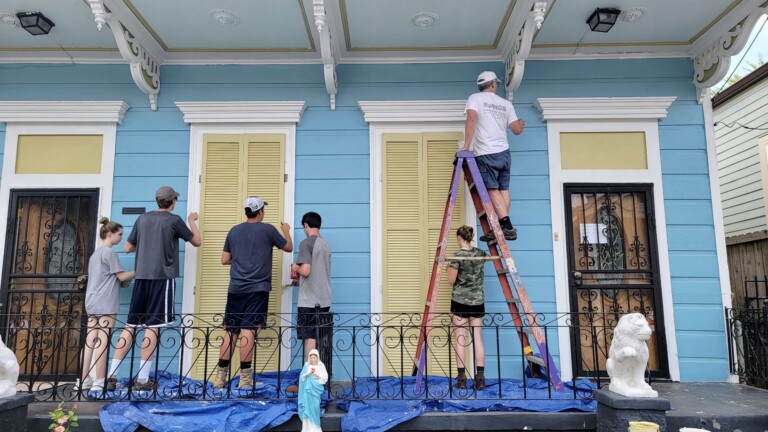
left=0, top=393, right=35, bottom=432
left=594, top=389, right=671, bottom=432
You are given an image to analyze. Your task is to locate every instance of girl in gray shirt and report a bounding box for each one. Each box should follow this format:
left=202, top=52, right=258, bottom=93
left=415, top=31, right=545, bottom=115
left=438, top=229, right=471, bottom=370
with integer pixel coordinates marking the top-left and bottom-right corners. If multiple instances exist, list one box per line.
left=77, top=217, right=134, bottom=393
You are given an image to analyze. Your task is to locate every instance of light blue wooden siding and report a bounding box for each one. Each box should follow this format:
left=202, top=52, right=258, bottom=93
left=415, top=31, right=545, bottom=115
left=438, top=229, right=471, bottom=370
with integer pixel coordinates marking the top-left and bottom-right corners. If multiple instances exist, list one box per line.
left=714, top=79, right=768, bottom=237
left=0, top=59, right=726, bottom=381
left=519, top=59, right=727, bottom=382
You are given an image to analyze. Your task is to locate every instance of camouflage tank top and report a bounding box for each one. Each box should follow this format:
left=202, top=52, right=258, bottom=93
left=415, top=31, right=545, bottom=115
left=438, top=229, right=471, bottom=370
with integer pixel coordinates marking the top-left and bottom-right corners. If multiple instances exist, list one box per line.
left=449, top=247, right=486, bottom=306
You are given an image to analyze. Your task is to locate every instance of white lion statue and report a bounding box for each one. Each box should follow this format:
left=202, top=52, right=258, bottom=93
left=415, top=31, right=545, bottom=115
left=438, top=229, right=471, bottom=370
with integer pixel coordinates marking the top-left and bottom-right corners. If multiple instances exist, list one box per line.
left=0, top=334, right=19, bottom=398
left=606, top=313, right=658, bottom=398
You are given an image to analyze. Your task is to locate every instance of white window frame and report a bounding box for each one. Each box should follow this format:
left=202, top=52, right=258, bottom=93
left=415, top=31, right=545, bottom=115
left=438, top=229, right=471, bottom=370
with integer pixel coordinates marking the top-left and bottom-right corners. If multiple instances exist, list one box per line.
left=175, top=101, right=305, bottom=372
left=0, top=101, right=128, bottom=280
left=535, top=96, right=682, bottom=382
left=359, top=100, right=476, bottom=376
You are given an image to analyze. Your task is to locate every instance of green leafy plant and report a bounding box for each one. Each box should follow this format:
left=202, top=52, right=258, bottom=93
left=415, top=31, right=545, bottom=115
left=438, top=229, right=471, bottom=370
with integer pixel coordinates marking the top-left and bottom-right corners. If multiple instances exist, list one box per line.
left=49, top=402, right=79, bottom=432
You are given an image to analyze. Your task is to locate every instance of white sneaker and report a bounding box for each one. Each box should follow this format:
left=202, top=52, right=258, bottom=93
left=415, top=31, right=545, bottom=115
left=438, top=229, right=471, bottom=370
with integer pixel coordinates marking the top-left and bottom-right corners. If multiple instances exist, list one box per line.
left=74, top=376, right=94, bottom=391
left=91, top=378, right=105, bottom=392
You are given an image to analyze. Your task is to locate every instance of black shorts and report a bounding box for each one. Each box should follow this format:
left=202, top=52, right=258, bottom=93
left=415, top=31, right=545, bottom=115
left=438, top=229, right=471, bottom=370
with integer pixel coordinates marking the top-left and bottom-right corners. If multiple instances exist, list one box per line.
left=223, top=291, right=269, bottom=332
left=451, top=300, right=485, bottom=319
left=127, top=279, right=176, bottom=327
left=296, top=306, right=331, bottom=340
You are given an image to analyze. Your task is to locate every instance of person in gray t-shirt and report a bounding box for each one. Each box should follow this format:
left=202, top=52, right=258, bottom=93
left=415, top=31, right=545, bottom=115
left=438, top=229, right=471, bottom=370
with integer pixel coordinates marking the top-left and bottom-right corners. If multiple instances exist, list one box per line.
left=78, top=217, right=134, bottom=393
left=291, top=212, right=332, bottom=357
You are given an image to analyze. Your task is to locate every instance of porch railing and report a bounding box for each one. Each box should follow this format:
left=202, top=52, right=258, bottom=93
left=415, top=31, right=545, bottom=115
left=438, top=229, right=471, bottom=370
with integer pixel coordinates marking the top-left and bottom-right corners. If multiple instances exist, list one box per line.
left=0, top=311, right=613, bottom=402
left=726, top=305, right=768, bottom=389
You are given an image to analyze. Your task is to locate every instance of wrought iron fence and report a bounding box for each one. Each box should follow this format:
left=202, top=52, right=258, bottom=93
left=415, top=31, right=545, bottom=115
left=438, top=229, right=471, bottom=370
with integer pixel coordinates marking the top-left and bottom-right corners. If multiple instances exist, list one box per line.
left=726, top=306, right=768, bottom=389
left=0, top=310, right=610, bottom=402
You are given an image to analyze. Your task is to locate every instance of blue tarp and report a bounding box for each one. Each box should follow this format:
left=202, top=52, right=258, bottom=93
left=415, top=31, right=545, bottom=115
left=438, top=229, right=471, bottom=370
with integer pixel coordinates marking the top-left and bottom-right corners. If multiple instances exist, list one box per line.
left=98, top=371, right=595, bottom=432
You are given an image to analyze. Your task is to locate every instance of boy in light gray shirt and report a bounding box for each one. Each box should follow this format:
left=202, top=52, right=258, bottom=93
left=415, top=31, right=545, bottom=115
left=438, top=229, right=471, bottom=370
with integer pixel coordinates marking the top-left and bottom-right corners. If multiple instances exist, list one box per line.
left=291, top=212, right=331, bottom=354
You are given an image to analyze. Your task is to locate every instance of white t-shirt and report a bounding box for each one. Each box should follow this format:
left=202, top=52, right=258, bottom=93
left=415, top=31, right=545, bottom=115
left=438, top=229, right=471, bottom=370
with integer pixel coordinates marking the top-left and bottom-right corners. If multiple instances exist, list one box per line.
left=465, top=92, right=518, bottom=156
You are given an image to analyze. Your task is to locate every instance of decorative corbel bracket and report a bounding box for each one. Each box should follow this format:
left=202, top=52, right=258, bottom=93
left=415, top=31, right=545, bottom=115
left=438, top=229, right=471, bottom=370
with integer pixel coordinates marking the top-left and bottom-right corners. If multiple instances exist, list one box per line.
left=692, top=1, right=768, bottom=103
left=313, top=0, right=338, bottom=110
left=88, top=0, right=162, bottom=111
left=505, top=1, right=547, bottom=101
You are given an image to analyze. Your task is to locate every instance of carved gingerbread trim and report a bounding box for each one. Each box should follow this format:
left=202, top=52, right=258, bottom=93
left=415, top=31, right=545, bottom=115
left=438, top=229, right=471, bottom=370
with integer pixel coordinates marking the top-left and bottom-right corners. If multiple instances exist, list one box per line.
left=88, top=0, right=162, bottom=111
left=505, top=1, right=547, bottom=101
left=314, top=0, right=338, bottom=110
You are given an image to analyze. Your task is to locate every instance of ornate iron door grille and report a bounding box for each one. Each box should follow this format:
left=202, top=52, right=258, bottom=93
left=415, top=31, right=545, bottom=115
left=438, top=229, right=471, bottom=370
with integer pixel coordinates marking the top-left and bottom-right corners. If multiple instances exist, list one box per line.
left=564, top=184, right=669, bottom=379
left=1, top=189, right=98, bottom=380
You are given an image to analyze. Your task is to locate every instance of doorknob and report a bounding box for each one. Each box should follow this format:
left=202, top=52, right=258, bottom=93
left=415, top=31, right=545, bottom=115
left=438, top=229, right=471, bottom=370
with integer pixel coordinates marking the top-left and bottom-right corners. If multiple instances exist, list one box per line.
left=571, top=271, right=583, bottom=286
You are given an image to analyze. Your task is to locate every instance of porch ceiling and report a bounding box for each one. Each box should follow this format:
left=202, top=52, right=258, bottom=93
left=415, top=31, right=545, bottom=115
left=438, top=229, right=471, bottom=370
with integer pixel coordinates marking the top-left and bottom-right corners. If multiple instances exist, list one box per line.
left=0, top=0, right=764, bottom=64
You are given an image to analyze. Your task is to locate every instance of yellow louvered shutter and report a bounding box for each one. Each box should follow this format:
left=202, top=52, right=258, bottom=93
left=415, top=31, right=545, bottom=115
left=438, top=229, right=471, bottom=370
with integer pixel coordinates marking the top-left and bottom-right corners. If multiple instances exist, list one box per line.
left=194, top=133, right=285, bottom=378
left=382, top=132, right=464, bottom=377
left=244, top=134, right=285, bottom=372
left=425, top=132, right=465, bottom=374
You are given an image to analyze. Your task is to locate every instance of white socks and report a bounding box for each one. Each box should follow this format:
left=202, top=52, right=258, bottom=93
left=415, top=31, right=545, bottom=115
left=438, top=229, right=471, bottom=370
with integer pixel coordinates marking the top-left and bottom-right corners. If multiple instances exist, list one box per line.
left=108, top=359, right=121, bottom=378
left=137, top=360, right=151, bottom=383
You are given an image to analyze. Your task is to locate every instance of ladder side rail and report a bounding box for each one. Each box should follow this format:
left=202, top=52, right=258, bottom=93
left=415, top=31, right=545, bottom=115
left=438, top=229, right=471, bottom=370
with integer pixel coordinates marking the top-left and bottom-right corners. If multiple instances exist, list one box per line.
left=463, top=153, right=564, bottom=390
left=413, top=156, right=465, bottom=377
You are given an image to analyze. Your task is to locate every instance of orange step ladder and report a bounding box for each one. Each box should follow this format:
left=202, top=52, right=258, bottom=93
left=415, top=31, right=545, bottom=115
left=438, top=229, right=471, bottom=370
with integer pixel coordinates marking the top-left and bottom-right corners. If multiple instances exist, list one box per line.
left=412, top=150, right=563, bottom=391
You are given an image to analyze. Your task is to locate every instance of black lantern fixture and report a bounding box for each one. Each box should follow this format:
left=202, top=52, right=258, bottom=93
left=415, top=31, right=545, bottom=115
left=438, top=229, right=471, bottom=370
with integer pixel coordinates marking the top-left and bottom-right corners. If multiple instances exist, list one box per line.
left=586, top=8, right=620, bottom=33
left=16, top=12, right=56, bottom=36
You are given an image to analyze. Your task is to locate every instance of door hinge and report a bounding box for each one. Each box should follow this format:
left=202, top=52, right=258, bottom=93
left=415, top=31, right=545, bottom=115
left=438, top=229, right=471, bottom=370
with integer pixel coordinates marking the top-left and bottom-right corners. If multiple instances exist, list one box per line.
left=284, top=174, right=288, bottom=182
left=198, top=175, right=201, bottom=183
left=17, top=208, right=22, bottom=218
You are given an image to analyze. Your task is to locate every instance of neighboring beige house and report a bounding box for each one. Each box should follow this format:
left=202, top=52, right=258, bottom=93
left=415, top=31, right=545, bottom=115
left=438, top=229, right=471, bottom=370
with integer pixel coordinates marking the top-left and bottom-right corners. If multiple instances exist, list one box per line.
left=714, top=62, right=768, bottom=307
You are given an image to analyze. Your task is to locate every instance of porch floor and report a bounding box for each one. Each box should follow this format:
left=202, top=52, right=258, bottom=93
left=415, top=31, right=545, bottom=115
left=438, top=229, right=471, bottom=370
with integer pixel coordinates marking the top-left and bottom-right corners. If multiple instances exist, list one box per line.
left=25, top=382, right=768, bottom=432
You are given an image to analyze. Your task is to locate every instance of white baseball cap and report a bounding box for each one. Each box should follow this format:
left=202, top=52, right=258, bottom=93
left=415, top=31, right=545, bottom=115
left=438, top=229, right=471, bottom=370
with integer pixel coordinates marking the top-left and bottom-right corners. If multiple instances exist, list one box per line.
left=244, top=196, right=268, bottom=212
left=477, top=71, right=501, bottom=85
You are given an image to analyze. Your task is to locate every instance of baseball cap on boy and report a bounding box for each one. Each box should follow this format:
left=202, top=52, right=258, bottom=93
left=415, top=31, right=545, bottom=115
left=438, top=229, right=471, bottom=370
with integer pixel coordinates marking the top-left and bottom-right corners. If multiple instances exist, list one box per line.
left=477, top=71, right=501, bottom=85
left=156, top=186, right=180, bottom=201
left=244, top=196, right=268, bottom=212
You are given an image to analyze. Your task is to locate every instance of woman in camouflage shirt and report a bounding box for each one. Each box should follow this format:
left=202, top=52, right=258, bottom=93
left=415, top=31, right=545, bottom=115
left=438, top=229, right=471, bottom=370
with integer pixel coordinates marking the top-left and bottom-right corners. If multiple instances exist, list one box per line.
left=447, top=225, right=487, bottom=390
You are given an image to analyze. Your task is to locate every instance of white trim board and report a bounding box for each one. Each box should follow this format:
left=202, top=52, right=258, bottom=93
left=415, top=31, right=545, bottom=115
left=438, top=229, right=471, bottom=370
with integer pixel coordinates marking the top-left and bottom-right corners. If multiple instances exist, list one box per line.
left=0, top=122, right=120, bottom=296
left=536, top=96, right=681, bottom=382
left=177, top=101, right=304, bottom=373
left=360, top=99, right=476, bottom=375
left=0, top=101, right=129, bottom=124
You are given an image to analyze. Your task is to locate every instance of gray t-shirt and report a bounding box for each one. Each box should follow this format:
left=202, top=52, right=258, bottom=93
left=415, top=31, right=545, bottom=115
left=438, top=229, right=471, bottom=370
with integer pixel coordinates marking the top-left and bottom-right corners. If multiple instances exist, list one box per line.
left=296, top=235, right=332, bottom=308
left=85, top=246, right=124, bottom=315
left=223, top=222, right=287, bottom=294
left=127, top=211, right=194, bottom=280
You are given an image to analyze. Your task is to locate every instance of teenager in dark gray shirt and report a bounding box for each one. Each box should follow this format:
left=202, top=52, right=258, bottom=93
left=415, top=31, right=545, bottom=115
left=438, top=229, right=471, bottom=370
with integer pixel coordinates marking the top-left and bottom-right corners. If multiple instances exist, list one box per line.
left=213, top=197, right=293, bottom=389
left=106, top=186, right=201, bottom=391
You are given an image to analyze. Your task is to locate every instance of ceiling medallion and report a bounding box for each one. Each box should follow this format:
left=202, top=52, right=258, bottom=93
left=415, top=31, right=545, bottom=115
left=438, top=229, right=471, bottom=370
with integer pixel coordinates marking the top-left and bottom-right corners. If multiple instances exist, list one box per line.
left=0, top=13, right=20, bottom=27
left=410, top=12, right=438, bottom=30
left=208, top=9, right=239, bottom=27
left=618, top=7, right=646, bottom=23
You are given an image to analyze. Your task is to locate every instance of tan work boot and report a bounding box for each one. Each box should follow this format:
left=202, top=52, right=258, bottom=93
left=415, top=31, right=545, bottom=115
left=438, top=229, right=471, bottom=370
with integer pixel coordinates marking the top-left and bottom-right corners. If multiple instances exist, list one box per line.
left=239, top=368, right=253, bottom=388
left=213, top=366, right=229, bottom=389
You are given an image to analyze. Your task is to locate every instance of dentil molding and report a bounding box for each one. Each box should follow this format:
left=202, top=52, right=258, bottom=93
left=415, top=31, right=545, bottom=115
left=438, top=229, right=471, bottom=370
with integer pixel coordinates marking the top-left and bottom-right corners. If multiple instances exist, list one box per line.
left=175, top=101, right=307, bottom=124
left=358, top=100, right=466, bottom=123
left=534, top=97, right=677, bottom=121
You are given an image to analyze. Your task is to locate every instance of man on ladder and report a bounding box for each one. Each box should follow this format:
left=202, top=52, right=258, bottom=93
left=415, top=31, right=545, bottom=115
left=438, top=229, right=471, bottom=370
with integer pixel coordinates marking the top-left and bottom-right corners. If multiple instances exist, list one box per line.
left=461, top=70, right=525, bottom=242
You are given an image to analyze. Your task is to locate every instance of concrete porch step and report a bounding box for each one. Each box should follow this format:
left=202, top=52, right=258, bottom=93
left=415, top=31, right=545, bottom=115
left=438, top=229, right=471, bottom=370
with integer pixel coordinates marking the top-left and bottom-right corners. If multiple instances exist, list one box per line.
left=27, top=401, right=595, bottom=432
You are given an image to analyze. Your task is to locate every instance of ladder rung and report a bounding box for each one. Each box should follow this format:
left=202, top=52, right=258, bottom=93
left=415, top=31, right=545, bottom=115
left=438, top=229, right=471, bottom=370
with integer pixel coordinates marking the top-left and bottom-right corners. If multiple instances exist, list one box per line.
left=520, top=327, right=533, bottom=335
left=468, top=182, right=476, bottom=190
left=506, top=298, right=522, bottom=305
left=525, top=355, right=547, bottom=367
left=477, top=210, right=486, bottom=218
left=496, top=268, right=508, bottom=275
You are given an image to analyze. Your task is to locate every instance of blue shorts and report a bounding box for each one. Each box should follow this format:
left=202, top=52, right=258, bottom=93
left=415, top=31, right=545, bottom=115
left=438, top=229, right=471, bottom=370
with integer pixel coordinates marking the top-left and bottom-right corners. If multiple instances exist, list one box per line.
left=127, top=279, right=176, bottom=327
left=475, top=150, right=511, bottom=191
left=223, top=291, right=269, bottom=332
